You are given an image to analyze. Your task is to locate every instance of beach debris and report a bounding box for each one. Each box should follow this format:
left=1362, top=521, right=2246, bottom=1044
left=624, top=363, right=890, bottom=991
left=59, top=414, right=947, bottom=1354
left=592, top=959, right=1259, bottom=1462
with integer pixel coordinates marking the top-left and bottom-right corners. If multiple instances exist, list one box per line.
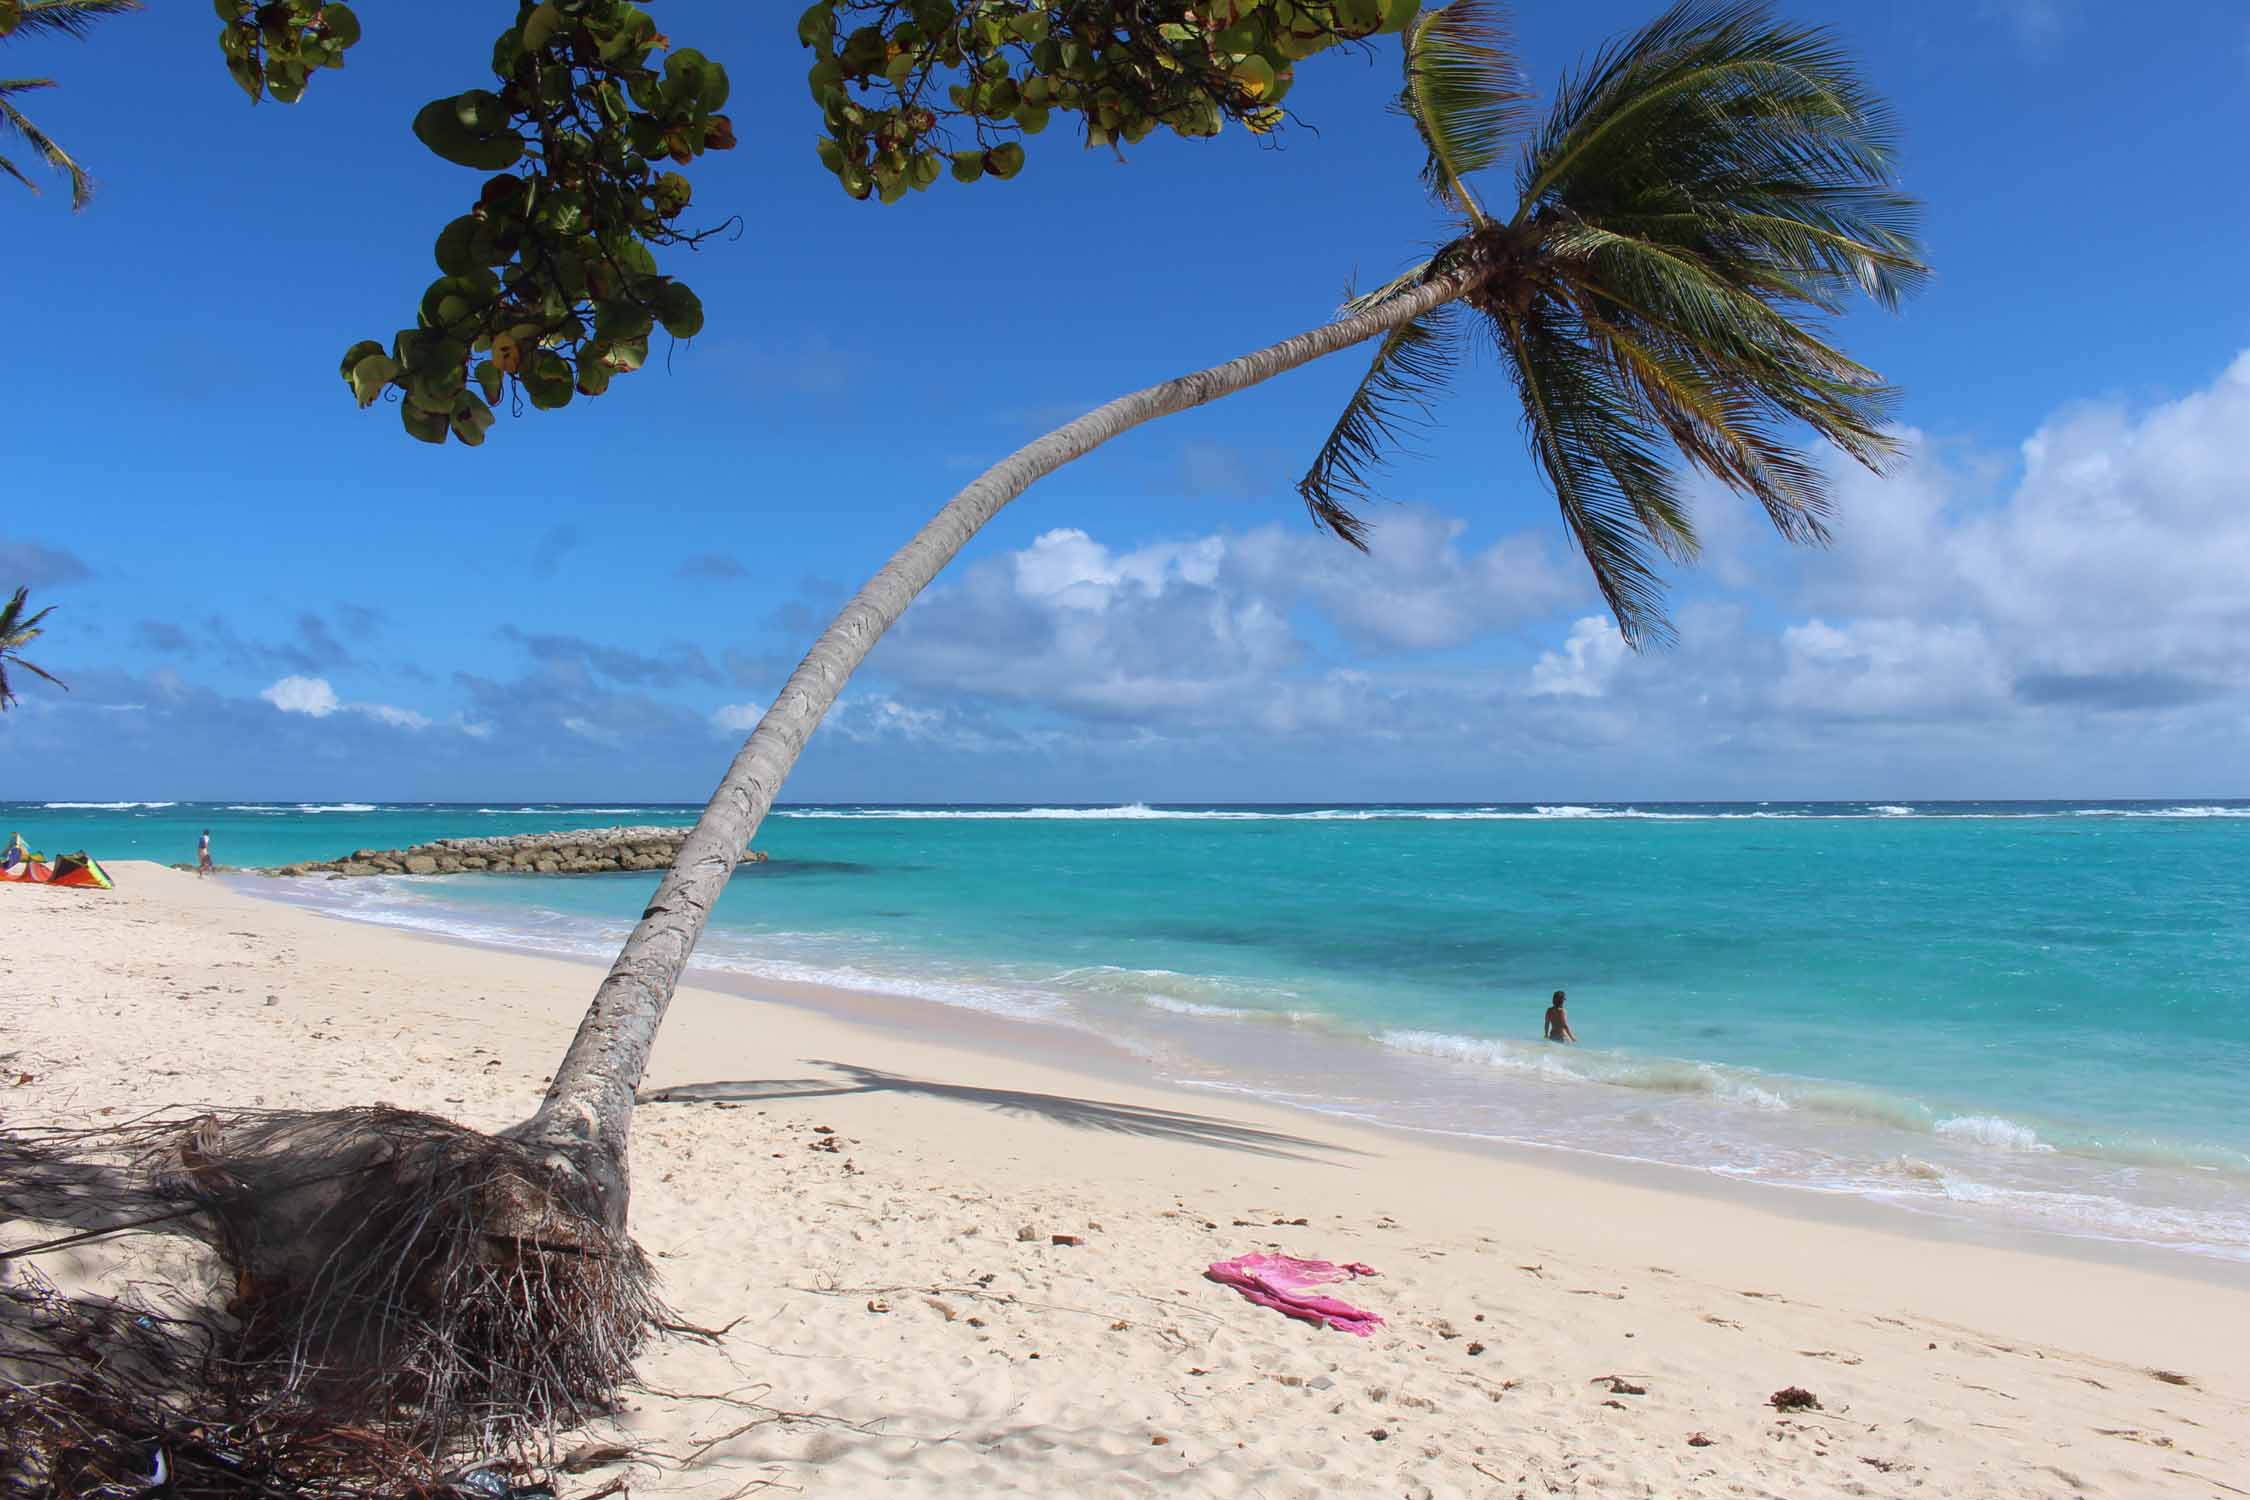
left=1017, top=1224, right=1040, bottom=1241
left=559, top=1443, right=635, bottom=1474
left=1860, top=1456, right=1909, bottom=1472
left=1051, top=1233, right=1085, bottom=1247
left=1150, top=1434, right=1170, bottom=1445
left=1687, top=1432, right=1715, bottom=1447
left=1594, top=1376, right=1648, bottom=1396
left=1769, top=1386, right=1823, bottom=1412
left=1602, top=1399, right=1629, bottom=1410
left=1704, top=1315, right=1743, bottom=1330
left=1273, top=1217, right=1309, bottom=1226
left=1109, top=1319, right=1130, bottom=1330
left=1466, top=1341, right=1487, bottom=1356
left=866, top=1299, right=890, bottom=1313
left=1205, top=1253, right=1383, bottom=1337
left=2149, top=1368, right=2195, bottom=1386
left=1367, top=1427, right=1391, bottom=1442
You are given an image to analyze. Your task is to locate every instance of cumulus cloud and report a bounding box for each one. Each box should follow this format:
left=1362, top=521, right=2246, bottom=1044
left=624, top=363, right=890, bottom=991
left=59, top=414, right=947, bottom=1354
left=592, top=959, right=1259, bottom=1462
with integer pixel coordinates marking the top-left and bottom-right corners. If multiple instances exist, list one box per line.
left=261, top=675, right=340, bottom=717
left=1531, top=618, right=1629, bottom=698
left=259, top=675, right=432, bottom=731
left=875, top=505, right=1578, bottom=735
left=712, top=702, right=765, bottom=733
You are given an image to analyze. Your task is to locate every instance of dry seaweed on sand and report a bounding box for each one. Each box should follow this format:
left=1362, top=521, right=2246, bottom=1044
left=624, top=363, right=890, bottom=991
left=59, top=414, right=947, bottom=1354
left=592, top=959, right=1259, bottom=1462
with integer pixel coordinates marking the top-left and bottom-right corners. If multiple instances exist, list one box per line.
left=2, top=1105, right=667, bottom=1487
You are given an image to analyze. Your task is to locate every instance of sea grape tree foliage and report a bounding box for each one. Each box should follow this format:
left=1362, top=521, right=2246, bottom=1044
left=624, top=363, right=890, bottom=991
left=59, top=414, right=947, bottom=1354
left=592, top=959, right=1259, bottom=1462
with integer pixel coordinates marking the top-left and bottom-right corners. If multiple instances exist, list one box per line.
left=317, top=2, right=734, bottom=446
left=209, top=2, right=1422, bottom=444
left=800, top=0, right=1421, bottom=201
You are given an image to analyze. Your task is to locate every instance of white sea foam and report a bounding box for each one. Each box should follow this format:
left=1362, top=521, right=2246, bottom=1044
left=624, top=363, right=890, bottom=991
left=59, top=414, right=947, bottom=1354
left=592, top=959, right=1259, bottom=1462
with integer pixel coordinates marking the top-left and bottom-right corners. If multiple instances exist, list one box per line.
left=291, top=803, right=378, bottom=813
left=1870, top=804, right=1916, bottom=816
left=1935, top=1115, right=2055, bottom=1152
left=1137, top=994, right=1252, bottom=1018
left=42, top=800, right=177, bottom=810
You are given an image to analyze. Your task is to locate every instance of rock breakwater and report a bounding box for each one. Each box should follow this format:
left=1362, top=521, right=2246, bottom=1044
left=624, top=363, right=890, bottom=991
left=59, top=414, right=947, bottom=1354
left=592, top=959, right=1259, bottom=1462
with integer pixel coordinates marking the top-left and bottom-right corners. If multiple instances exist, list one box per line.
left=261, top=826, right=765, bottom=878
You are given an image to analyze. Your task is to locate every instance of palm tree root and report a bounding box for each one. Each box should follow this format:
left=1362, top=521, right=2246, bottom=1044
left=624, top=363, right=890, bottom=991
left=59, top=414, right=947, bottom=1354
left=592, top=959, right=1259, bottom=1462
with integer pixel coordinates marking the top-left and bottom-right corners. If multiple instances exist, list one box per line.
left=1, top=1107, right=661, bottom=1489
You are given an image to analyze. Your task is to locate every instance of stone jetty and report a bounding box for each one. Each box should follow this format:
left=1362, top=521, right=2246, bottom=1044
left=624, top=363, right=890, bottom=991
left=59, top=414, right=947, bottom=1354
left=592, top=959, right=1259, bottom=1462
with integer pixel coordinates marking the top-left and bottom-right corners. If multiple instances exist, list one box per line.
left=261, top=825, right=765, bottom=878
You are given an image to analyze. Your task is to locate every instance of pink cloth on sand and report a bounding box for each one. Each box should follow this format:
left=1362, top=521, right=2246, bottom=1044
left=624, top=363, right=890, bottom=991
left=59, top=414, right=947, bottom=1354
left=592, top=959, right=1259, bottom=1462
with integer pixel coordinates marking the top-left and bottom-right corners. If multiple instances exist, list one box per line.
left=1204, top=1253, right=1383, bottom=1336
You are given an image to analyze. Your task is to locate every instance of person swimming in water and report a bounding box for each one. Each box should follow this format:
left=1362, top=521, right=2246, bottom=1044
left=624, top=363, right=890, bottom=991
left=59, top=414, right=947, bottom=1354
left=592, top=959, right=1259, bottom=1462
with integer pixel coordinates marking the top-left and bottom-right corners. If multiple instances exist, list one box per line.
left=1543, top=990, right=1578, bottom=1043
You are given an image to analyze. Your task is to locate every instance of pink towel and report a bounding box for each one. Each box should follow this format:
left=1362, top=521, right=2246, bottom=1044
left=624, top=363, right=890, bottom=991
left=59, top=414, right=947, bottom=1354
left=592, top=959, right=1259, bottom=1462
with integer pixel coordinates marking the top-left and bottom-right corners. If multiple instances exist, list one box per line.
left=1205, top=1252, right=1383, bottom=1336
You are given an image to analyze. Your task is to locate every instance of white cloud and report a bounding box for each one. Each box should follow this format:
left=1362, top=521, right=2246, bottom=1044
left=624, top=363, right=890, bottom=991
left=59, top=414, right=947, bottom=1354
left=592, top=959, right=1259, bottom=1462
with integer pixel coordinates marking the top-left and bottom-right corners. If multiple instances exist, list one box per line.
left=261, top=675, right=340, bottom=717
left=459, top=719, right=495, bottom=740
left=358, top=703, right=433, bottom=731
left=842, top=350, right=2250, bottom=793
left=258, top=674, right=432, bottom=730
left=876, top=504, right=1580, bottom=735
left=1531, top=618, right=1629, bottom=698
left=561, top=716, right=617, bottom=744
left=712, top=702, right=766, bottom=734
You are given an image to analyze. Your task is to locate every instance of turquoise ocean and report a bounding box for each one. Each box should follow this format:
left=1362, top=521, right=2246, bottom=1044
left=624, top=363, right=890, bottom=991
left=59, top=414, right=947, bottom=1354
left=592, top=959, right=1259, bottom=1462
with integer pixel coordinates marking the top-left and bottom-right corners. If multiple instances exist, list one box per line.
left=10, top=798, right=2249, bottom=1260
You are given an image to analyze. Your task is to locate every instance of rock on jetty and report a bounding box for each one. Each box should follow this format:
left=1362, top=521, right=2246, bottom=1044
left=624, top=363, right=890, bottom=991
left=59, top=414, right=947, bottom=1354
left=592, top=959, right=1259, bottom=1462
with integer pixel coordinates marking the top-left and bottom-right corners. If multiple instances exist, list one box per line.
left=263, top=826, right=765, bottom=878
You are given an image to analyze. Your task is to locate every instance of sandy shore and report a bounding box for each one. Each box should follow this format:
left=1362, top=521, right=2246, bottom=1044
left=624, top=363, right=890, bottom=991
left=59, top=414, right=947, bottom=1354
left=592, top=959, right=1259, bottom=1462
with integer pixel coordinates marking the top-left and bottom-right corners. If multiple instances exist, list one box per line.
left=6, top=863, right=2247, bottom=1497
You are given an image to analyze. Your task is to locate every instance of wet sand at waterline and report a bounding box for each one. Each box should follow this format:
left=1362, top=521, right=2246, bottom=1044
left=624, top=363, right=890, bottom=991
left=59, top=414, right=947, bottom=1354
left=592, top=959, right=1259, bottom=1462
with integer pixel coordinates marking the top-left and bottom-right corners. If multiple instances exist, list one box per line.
left=6, top=864, right=2246, bottom=1497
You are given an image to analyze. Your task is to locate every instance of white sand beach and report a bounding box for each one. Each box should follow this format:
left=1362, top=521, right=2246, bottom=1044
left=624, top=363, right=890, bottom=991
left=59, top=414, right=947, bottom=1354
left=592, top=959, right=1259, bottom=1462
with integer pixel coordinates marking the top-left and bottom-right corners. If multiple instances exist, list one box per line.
left=5, top=863, right=2246, bottom=1498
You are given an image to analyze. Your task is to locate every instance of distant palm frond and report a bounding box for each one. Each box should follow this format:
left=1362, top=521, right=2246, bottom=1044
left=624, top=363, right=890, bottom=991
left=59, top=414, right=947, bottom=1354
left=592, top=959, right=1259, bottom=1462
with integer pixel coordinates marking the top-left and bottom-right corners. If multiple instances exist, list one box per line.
left=4, top=0, right=143, bottom=41
left=0, top=81, right=89, bottom=207
left=1, top=584, right=68, bottom=707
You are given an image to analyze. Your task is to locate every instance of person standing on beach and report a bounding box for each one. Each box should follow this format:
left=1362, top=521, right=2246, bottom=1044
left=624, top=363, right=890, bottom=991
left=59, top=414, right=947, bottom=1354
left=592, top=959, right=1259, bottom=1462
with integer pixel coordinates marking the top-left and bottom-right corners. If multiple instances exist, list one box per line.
left=196, top=829, right=213, bottom=877
left=1544, top=990, right=1578, bottom=1044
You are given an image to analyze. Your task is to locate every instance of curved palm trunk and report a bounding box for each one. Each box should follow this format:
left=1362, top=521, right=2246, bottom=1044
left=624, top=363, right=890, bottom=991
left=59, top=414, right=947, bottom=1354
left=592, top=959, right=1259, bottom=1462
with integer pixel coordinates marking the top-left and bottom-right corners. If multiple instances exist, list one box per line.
left=514, top=270, right=1473, bottom=1227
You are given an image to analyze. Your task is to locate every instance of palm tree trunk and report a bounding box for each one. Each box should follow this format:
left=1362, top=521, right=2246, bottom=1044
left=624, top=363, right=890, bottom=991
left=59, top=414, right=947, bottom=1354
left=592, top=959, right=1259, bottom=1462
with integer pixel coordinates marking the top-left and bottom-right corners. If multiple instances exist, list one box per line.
left=511, top=269, right=1474, bottom=1227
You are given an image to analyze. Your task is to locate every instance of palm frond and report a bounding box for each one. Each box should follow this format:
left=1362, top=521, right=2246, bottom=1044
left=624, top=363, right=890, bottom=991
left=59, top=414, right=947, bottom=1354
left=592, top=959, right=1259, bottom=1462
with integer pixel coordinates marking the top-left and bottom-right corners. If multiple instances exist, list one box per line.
left=0, top=149, right=32, bottom=192
left=1511, top=0, right=1926, bottom=314
left=4, top=0, right=143, bottom=41
left=1552, top=222, right=1902, bottom=474
left=1494, top=301, right=1690, bottom=646
left=0, top=88, right=91, bottom=207
left=1398, top=0, right=1532, bottom=223
left=0, top=586, right=65, bottom=707
left=1430, top=0, right=1926, bottom=646
left=1296, top=285, right=1467, bottom=547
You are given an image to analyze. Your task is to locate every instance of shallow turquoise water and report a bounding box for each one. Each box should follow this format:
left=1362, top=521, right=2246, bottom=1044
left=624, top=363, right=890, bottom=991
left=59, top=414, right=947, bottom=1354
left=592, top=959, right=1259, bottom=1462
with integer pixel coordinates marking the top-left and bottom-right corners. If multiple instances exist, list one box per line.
left=11, top=798, right=2249, bottom=1256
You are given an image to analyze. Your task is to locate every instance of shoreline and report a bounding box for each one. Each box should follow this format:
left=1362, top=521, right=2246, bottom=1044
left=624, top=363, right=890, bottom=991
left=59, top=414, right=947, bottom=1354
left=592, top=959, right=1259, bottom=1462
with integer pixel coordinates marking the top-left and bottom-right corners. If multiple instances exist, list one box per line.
left=10, top=864, right=2250, bottom=1496
left=242, top=870, right=2250, bottom=1281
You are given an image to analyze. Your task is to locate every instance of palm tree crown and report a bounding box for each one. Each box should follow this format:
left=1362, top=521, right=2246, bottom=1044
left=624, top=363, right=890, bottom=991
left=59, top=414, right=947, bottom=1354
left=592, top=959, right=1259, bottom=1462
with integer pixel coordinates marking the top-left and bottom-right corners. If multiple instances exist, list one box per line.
left=1, top=0, right=144, bottom=210
left=1, top=585, right=68, bottom=708
left=1298, top=0, right=1927, bottom=645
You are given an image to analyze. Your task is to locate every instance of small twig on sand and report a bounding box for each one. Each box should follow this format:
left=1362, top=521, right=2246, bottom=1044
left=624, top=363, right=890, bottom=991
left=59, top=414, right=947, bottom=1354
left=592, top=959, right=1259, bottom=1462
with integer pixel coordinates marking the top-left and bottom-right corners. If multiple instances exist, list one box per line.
left=657, top=1313, right=748, bottom=1342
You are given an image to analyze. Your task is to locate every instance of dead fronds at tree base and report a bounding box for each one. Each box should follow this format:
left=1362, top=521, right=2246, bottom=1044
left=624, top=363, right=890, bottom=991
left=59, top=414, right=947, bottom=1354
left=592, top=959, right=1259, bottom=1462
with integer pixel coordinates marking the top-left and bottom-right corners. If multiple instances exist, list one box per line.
left=1, top=1106, right=665, bottom=1486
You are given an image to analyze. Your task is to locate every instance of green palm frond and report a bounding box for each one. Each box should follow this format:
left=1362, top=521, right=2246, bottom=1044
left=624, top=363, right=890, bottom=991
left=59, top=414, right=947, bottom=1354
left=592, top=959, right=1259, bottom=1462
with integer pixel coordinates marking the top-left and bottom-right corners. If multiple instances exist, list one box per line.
left=0, top=80, right=91, bottom=207
left=1, top=585, right=66, bottom=708
left=1498, top=300, right=1691, bottom=644
left=1397, top=0, right=1531, bottom=224
left=1286, top=0, right=1923, bottom=647
left=1296, top=278, right=1467, bottom=547
left=4, top=0, right=142, bottom=40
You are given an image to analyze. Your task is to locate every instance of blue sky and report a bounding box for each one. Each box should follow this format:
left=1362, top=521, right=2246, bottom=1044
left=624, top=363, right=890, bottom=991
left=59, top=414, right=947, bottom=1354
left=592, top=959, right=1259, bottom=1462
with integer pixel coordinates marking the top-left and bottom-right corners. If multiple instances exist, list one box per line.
left=4, top=0, right=2248, bottom=802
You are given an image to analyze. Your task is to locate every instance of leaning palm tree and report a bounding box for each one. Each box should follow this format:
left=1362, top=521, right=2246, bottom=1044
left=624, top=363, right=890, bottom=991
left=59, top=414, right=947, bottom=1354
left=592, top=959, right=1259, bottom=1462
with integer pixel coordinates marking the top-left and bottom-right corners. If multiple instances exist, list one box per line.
left=518, top=0, right=1927, bottom=1215
left=118, top=0, right=1926, bottom=1447
left=0, top=585, right=67, bottom=707
left=1, top=0, right=143, bottom=209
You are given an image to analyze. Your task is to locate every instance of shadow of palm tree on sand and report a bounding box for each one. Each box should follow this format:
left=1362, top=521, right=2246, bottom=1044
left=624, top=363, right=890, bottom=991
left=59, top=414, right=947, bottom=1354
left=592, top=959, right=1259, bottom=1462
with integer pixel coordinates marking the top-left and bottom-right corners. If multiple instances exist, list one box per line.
left=640, top=1061, right=1362, bottom=1164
